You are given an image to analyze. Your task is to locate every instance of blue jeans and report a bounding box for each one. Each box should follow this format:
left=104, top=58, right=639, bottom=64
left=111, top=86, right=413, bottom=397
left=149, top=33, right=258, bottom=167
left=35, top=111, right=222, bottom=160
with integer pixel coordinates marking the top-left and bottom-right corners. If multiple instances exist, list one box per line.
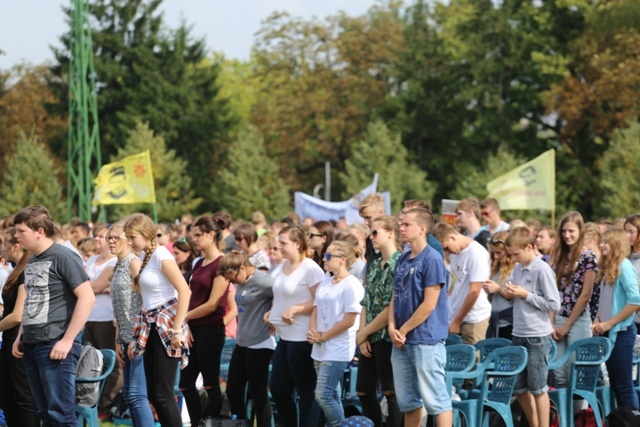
left=314, top=361, right=348, bottom=427
left=270, top=340, right=320, bottom=427
left=606, top=324, right=639, bottom=409
left=391, top=342, right=451, bottom=415
left=122, top=347, right=154, bottom=426
left=23, top=338, right=82, bottom=427
left=553, top=312, right=592, bottom=387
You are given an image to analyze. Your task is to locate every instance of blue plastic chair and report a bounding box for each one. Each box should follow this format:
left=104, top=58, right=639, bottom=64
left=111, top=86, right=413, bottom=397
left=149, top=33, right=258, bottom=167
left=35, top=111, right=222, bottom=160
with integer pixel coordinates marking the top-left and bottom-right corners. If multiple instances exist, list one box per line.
left=445, top=344, right=476, bottom=396
left=75, top=349, right=116, bottom=427
left=548, top=337, right=612, bottom=427
left=446, top=334, right=463, bottom=346
left=446, top=346, right=527, bottom=427
left=219, top=338, right=236, bottom=383
left=462, top=337, right=511, bottom=397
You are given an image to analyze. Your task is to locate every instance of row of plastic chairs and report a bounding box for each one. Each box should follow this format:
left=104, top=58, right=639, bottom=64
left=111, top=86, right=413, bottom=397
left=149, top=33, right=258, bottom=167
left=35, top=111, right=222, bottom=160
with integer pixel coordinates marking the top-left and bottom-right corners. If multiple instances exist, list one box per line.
left=444, top=336, right=614, bottom=427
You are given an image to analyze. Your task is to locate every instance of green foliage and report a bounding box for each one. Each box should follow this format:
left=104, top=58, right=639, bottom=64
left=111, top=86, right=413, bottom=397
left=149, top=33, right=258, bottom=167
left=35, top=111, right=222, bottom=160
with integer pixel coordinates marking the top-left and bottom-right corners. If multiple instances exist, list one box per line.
left=107, top=122, right=202, bottom=222
left=50, top=0, right=236, bottom=210
left=251, top=3, right=405, bottom=192
left=450, top=148, right=526, bottom=200
left=0, top=132, right=66, bottom=220
left=212, top=52, right=258, bottom=129
left=596, top=120, right=640, bottom=219
left=340, top=120, right=435, bottom=213
left=212, top=126, right=291, bottom=220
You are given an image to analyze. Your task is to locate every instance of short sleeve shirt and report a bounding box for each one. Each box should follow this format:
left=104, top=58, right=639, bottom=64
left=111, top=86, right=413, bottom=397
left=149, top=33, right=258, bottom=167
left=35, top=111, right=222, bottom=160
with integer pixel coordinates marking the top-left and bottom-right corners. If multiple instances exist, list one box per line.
left=363, top=251, right=400, bottom=343
left=22, top=243, right=89, bottom=343
left=139, top=246, right=178, bottom=310
left=268, top=258, right=325, bottom=341
left=558, top=249, right=597, bottom=318
left=393, top=245, right=448, bottom=345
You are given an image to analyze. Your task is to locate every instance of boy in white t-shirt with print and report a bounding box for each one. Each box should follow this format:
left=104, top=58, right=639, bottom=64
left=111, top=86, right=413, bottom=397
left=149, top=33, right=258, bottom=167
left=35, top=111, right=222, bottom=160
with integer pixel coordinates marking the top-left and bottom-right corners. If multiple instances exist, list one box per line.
left=432, top=223, right=491, bottom=344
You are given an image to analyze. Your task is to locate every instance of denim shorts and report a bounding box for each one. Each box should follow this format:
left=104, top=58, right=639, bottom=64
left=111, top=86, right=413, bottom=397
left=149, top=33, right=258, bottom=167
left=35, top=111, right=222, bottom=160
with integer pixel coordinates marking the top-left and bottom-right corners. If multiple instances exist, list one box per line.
left=512, top=335, right=552, bottom=395
left=390, top=343, right=451, bottom=415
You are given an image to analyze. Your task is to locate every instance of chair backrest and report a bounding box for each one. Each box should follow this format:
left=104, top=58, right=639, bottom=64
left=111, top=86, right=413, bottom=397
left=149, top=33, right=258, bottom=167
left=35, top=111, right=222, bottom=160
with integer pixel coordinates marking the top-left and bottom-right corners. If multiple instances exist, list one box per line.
left=76, top=349, right=116, bottom=409
left=446, top=344, right=476, bottom=392
left=570, top=337, right=612, bottom=393
left=446, top=334, right=463, bottom=346
left=484, top=346, right=528, bottom=405
left=475, top=338, right=512, bottom=363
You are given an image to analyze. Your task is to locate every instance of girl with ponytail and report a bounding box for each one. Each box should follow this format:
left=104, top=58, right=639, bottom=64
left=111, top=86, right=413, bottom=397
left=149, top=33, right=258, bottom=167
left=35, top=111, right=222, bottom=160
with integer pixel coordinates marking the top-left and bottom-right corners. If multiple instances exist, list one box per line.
left=125, top=213, right=191, bottom=427
left=180, top=216, right=231, bottom=425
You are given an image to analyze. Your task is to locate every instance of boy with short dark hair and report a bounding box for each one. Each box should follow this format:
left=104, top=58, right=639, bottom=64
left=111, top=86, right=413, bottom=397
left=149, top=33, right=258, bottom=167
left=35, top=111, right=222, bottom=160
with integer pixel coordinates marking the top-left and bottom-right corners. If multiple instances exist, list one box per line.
left=485, top=226, right=560, bottom=427
left=12, top=205, right=95, bottom=425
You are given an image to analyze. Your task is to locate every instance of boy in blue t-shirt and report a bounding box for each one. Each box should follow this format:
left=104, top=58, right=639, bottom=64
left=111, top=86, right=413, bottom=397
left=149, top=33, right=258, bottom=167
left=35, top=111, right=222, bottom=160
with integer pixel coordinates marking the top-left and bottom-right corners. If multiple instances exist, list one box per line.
left=485, top=227, right=560, bottom=427
left=388, top=208, right=452, bottom=427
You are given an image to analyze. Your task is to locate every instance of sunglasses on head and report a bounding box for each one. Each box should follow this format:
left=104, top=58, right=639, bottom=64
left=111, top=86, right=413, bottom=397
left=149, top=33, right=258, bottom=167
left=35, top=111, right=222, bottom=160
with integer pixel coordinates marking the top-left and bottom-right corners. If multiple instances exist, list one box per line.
left=489, top=239, right=505, bottom=247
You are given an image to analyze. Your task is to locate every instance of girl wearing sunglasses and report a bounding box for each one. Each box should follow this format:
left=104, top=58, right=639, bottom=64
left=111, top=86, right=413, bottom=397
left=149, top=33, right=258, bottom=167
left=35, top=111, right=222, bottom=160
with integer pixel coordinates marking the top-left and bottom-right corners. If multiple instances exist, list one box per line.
left=307, top=240, right=364, bottom=427
left=355, top=215, right=403, bottom=427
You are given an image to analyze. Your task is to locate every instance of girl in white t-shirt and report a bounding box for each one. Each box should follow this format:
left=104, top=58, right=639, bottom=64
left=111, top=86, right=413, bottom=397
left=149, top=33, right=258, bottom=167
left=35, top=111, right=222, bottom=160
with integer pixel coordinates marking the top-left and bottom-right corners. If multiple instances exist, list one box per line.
left=307, top=241, right=364, bottom=427
left=267, top=226, right=324, bottom=427
left=124, top=214, right=191, bottom=427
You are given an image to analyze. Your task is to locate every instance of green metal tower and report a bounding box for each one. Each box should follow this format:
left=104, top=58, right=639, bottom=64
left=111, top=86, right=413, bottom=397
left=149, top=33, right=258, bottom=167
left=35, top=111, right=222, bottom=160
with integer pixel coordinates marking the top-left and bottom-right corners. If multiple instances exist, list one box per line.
left=67, top=0, right=101, bottom=221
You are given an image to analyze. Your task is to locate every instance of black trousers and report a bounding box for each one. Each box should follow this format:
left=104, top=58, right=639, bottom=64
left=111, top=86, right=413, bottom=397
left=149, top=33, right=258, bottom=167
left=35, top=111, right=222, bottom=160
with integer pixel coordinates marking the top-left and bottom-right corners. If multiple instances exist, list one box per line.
left=226, top=345, right=274, bottom=427
left=179, top=323, right=225, bottom=425
left=144, top=324, right=182, bottom=427
left=0, top=337, right=40, bottom=426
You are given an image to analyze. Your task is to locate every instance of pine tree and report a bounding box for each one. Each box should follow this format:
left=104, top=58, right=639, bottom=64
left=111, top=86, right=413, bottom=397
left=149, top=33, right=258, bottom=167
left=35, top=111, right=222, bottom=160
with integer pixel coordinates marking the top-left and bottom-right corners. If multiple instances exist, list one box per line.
left=0, top=132, right=66, bottom=220
left=213, top=126, right=291, bottom=220
left=108, top=122, right=202, bottom=222
left=339, top=120, right=435, bottom=213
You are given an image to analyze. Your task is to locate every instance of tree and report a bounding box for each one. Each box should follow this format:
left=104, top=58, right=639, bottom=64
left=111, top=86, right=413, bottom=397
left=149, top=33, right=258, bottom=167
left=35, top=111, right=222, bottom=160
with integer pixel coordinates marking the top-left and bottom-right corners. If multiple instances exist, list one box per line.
left=0, top=132, right=66, bottom=220
left=251, top=3, right=405, bottom=193
left=596, top=120, right=640, bottom=219
left=212, top=126, right=291, bottom=220
left=0, top=64, right=67, bottom=171
left=339, top=120, right=435, bottom=213
left=49, top=0, right=236, bottom=210
left=107, top=122, right=202, bottom=222
left=385, top=0, right=589, bottom=203
left=450, top=148, right=525, bottom=201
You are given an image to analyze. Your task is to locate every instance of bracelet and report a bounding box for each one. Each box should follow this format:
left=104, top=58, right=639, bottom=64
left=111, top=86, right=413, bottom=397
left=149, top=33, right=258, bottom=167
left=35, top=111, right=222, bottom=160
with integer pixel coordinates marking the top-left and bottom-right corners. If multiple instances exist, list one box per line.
left=170, top=328, right=182, bottom=336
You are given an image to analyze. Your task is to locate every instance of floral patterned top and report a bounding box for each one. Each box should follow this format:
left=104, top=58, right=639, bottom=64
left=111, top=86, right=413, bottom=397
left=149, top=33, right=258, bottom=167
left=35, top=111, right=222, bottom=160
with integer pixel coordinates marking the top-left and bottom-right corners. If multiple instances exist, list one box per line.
left=111, top=253, right=144, bottom=344
left=362, top=251, right=400, bottom=344
left=557, top=249, right=598, bottom=318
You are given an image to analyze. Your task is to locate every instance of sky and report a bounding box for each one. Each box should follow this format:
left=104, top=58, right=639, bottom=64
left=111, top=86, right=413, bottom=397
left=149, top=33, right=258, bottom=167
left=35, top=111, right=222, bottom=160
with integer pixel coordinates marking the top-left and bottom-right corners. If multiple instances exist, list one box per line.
left=0, top=0, right=379, bottom=70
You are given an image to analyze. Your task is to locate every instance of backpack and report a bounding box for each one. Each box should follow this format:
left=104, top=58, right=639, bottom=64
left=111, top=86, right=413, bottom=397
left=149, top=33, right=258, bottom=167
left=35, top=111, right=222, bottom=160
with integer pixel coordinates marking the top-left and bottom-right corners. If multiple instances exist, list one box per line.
left=75, top=344, right=104, bottom=407
left=574, top=408, right=600, bottom=427
left=608, top=406, right=640, bottom=427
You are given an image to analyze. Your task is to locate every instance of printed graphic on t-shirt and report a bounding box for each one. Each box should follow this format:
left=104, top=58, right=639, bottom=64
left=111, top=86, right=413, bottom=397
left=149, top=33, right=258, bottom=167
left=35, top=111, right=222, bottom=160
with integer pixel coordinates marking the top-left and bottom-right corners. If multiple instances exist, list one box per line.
left=395, top=260, right=422, bottom=304
left=23, top=261, right=52, bottom=325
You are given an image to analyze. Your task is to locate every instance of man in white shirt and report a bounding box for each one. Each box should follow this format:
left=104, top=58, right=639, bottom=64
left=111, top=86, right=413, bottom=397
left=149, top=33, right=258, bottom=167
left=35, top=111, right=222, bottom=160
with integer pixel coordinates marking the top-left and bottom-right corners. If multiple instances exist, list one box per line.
left=432, top=222, right=491, bottom=344
left=480, top=198, right=510, bottom=236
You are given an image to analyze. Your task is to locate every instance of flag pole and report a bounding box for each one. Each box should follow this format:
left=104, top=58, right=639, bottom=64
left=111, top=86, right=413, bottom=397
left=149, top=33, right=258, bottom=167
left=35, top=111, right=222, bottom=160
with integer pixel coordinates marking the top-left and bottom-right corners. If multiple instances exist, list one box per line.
left=152, top=203, right=158, bottom=224
left=551, top=209, right=555, bottom=228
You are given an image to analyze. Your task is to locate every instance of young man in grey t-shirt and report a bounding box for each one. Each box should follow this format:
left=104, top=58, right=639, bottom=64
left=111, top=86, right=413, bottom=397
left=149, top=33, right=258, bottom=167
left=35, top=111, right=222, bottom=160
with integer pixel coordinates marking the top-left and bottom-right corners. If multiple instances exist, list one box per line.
left=12, top=205, right=94, bottom=425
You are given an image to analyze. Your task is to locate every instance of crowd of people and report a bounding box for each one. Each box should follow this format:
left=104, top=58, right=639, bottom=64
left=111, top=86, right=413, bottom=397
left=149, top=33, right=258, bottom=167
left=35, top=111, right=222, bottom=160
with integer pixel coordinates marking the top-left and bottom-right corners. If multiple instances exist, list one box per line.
left=0, top=195, right=639, bottom=427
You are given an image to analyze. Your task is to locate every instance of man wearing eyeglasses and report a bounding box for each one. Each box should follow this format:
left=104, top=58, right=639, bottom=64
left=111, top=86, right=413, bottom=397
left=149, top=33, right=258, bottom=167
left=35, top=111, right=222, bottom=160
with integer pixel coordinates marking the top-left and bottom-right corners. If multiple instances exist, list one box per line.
left=455, top=198, right=490, bottom=249
left=480, top=198, right=510, bottom=236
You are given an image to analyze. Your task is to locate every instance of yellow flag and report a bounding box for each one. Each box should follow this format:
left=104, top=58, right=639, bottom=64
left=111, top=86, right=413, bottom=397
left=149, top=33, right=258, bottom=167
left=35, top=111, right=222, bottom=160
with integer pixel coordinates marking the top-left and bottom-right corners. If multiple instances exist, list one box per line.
left=486, top=149, right=555, bottom=211
left=92, top=151, right=156, bottom=205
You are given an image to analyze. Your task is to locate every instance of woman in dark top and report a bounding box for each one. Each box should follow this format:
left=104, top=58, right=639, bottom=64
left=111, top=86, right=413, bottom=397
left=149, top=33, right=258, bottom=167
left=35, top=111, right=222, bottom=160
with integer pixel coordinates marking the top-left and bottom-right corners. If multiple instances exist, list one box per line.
left=220, top=252, right=275, bottom=427
left=180, top=216, right=230, bottom=425
left=0, top=227, right=38, bottom=426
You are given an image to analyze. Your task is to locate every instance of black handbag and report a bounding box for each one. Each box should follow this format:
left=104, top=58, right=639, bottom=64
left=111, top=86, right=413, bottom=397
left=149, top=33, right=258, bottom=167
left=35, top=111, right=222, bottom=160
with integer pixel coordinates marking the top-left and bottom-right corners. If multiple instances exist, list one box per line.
left=200, top=417, right=251, bottom=427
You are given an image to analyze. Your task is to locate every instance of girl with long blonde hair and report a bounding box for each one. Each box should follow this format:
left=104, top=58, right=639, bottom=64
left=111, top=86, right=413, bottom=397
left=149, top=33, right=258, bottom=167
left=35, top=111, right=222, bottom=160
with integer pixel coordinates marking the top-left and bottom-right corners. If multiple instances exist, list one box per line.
left=592, top=228, right=640, bottom=409
left=125, top=213, right=191, bottom=427
left=482, top=231, right=516, bottom=339
left=550, top=211, right=597, bottom=388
